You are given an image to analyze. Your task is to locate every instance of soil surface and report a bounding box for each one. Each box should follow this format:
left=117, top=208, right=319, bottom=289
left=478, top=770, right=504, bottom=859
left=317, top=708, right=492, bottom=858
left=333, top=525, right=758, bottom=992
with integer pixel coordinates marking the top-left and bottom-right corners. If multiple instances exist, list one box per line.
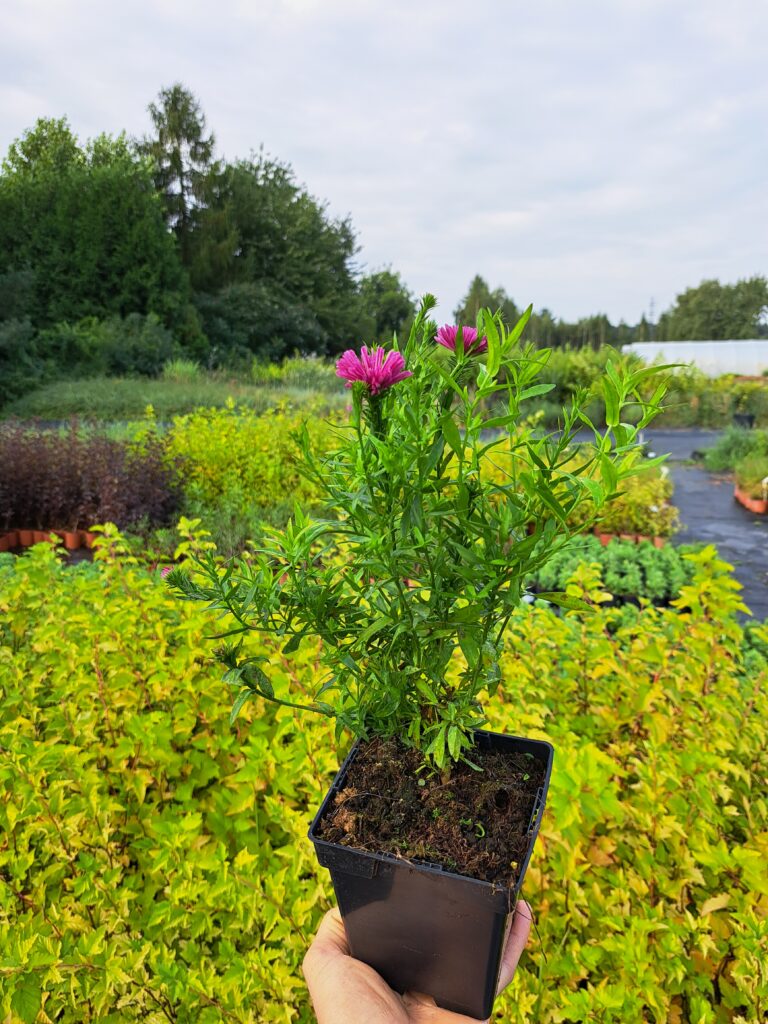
left=316, top=737, right=547, bottom=885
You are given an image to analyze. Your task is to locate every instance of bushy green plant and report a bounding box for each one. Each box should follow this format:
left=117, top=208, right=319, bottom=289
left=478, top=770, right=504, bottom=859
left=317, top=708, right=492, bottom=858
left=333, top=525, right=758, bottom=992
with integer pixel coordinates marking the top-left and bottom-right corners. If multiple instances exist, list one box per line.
left=0, top=317, right=41, bottom=403
left=703, top=427, right=768, bottom=472
left=169, top=300, right=669, bottom=768
left=1, top=534, right=766, bottom=1022
left=531, top=536, right=693, bottom=604
left=164, top=401, right=336, bottom=553
left=250, top=355, right=341, bottom=393
left=734, top=454, right=768, bottom=500
left=162, top=357, right=202, bottom=382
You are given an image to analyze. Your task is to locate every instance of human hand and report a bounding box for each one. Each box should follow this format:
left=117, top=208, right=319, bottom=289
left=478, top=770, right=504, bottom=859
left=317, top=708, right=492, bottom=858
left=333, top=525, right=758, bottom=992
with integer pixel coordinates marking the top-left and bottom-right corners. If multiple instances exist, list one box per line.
left=303, top=901, right=532, bottom=1023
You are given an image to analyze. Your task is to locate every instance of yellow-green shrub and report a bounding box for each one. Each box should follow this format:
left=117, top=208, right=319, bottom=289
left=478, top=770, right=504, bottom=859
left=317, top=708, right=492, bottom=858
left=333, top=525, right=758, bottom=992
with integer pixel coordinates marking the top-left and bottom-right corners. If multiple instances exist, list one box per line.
left=0, top=536, right=766, bottom=1022
left=165, top=401, right=339, bottom=551
left=482, top=444, right=678, bottom=537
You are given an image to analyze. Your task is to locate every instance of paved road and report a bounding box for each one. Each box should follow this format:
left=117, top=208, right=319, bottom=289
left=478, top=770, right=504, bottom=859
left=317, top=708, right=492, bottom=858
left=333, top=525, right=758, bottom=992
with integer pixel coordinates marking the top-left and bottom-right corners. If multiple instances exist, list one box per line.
left=641, top=429, right=768, bottom=620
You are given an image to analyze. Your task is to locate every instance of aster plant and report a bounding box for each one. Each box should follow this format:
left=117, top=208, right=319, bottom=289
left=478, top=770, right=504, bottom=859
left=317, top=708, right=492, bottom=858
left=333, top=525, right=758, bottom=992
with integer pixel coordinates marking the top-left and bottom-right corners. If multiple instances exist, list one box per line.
left=169, top=297, right=668, bottom=768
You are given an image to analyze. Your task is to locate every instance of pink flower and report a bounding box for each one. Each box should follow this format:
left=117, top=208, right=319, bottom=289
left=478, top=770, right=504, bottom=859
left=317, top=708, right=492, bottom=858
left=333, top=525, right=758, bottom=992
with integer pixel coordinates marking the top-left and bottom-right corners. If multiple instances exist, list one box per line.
left=435, top=325, right=488, bottom=355
left=160, top=565, right=173, bottom=578
left=335, top=346, right=412, bottom=395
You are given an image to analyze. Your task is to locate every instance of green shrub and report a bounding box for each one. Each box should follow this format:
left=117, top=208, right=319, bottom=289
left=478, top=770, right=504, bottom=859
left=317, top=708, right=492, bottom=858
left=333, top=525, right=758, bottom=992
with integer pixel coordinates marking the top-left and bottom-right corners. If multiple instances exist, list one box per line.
left=250, top=355, right=342, bottom=393
left=0, top=536, right=766, bottom=1021
left=161, top=358, right=202, bottom=383
left=734, top=454, right=768, bottom=500
left=530, top=536, right=694, bottom=603
left=165, top=403, right=337, bottom=552
left=0, top=317, right=41, bottom=403
left=703, top=427, right=768, bottom=472
left=37, top=314, right=178, bottom=377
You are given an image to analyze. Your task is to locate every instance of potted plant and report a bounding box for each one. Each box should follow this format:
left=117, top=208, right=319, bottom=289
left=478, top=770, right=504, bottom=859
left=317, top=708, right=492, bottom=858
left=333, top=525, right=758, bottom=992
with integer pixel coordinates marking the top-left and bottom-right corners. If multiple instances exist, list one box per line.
left=167, top=299, right=669, bottom=1018
left=733, top=454, right=768, bottom=514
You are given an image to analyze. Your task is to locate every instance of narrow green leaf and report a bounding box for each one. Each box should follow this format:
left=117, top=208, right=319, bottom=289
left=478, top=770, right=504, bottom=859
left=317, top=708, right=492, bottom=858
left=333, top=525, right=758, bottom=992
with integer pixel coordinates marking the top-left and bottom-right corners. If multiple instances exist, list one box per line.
left=230, top=688, right=254, bottom=724
left=536, top=591, right=594, bottom=612
left=440, top=414, right=463, bottom=457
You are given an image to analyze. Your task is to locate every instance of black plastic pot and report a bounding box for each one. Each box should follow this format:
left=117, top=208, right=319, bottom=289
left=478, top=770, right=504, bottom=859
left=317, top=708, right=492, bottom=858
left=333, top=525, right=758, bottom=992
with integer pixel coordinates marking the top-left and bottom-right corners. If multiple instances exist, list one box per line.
left=309, top=729, right=554, bottom=1020
left=733, top=413, right=756, bottom=429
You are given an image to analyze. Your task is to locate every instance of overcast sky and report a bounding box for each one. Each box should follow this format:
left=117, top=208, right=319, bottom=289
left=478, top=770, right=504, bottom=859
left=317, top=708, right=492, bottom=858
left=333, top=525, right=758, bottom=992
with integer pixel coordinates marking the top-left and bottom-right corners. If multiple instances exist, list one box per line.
left=1, top=0, right=766, bottom=324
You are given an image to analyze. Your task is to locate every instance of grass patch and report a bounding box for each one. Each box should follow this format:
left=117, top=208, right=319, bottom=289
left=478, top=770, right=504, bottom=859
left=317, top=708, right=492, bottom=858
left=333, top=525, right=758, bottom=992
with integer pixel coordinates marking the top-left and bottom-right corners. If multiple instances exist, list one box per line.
left=4, top=375, right=346, bottom=421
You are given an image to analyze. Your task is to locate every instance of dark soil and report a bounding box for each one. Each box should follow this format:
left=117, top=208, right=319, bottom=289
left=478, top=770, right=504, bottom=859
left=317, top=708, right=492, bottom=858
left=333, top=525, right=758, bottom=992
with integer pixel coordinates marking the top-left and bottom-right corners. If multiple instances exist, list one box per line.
left=316, top=737, right=546, bottom=885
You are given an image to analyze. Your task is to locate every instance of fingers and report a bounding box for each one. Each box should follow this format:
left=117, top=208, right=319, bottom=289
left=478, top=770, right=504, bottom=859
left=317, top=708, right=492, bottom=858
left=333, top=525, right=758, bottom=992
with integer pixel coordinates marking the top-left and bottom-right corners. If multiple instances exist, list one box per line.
left=496, top=900, right=532, bottom=995
left=402, top=990, right=494, bottom=1024
left=302, top=908, right=350, bottom=981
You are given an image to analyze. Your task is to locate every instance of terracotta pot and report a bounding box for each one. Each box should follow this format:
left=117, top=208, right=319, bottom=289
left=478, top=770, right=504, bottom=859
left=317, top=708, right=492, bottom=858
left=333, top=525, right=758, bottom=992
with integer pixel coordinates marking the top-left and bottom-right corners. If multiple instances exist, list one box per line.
left=734, top=485, right=768, bottom=515
left=17, top=529, right=34, bottom=547
left=32, top=530, right=51, bottom=544
left=0, top=533, right=9, bottom=553
left=83, top=532, right=98, bottom=549
left=636, top=535, right=651, bottom=545
left=619, top=533, right=635, bottom=543
left=652, top=536, right=666, bottom=549
left=54, top=530, right=83, bottom=550
left=596, top=531, right=613, bottom=546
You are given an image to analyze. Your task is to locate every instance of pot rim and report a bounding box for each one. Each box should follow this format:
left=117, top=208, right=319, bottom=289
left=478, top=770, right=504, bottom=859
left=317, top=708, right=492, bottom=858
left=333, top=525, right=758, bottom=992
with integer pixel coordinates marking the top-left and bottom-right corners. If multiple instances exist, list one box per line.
left=308, top=728, right=554, bottom=895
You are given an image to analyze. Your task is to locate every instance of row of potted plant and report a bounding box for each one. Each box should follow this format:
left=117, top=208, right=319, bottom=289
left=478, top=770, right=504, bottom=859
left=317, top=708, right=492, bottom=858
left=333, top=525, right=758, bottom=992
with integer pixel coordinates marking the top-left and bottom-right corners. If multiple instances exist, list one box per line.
left=0, top=528, right=99, bottom=552
left=529, top=535, right=693, bottom=605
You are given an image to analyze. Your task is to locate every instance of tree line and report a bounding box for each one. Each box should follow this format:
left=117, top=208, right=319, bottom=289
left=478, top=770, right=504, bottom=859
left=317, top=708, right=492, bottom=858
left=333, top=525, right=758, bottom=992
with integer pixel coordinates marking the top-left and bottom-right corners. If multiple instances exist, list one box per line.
left=1, top=82, right=766, bottom=402
left=453, top=274, right=768, bottom=350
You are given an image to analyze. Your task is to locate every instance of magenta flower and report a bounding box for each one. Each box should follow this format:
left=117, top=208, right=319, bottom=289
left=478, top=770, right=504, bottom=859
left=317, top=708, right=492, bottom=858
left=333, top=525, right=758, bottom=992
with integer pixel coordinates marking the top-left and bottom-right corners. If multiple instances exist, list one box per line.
left=336, top=346, right=412, bottom=395
left=160, top=565, right=173, bottom=578
left=435, top=325, right=488, bottom=355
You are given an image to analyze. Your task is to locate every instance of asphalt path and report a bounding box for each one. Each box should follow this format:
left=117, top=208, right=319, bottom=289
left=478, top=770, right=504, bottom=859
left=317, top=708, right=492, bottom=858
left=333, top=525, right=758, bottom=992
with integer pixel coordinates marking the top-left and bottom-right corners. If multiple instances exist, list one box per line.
left=640, top=429, right=768, bottom=620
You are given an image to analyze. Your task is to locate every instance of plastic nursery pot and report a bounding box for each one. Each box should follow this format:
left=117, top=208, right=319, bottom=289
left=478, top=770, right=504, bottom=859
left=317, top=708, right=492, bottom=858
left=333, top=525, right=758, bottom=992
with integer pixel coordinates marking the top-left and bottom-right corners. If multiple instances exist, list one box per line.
left=83, top=532, right=98, bottom=549
left=733, top=413, right=756, bottom=429
left=652, top=536, right=666, bottom=549
left=309, top=729, right=554, bottom=1020
left=17, top=529, right=34, bottom=547
left=734, top=485, right=768, bottom=515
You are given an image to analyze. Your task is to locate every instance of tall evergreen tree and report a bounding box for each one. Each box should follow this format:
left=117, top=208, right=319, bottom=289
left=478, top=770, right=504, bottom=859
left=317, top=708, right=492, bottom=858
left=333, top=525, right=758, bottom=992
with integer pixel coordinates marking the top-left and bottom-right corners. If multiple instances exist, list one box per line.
left=140, top=83, right=216, bottom=262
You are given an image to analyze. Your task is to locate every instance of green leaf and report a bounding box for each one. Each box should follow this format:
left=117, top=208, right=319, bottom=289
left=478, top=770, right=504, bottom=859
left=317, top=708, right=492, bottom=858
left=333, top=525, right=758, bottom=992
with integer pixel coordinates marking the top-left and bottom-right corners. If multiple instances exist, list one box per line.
left=519, top=382, right=555, bottom=402
left=458, top=628, right=480, bottom=665
left=230, top=687, right=255, bottom=724
left=415, top=678, right=438, bottom=704
left=11, top=974, right=42, bottom=1022
left=440, top=414, right=463, bottom=458
left=536, top=591, right=594, bottom=612
left=282, top=633, right=303, bottom=654
left=447, top=724, right=462, bottom=760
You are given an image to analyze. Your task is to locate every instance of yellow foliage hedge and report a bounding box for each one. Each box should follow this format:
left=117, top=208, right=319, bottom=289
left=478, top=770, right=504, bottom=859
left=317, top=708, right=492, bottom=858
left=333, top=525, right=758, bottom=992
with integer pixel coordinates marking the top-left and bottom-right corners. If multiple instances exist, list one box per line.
left=163, top=402, right=337, bottom=547
left=0, top=534, right=766, bottom=1022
